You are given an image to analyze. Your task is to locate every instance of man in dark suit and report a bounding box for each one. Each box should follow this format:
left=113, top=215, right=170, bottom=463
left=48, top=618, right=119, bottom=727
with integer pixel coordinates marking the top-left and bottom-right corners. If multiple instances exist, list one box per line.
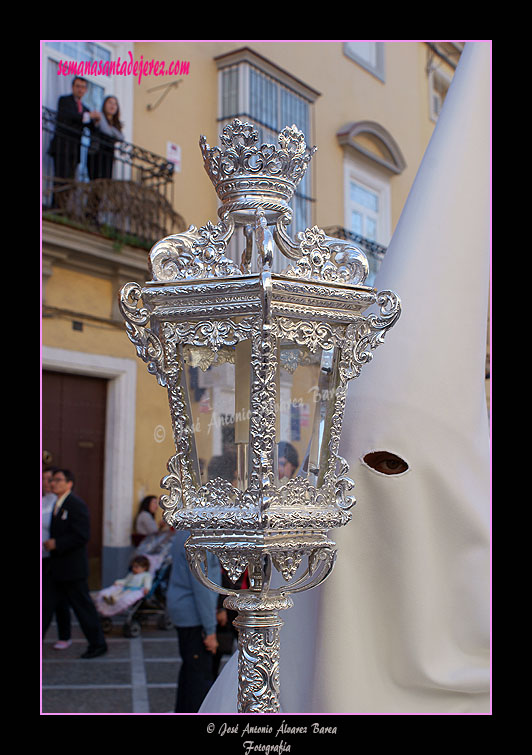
left=42, top=468, right=107, bottom=659
left=48, top=77, right=100, bottom=205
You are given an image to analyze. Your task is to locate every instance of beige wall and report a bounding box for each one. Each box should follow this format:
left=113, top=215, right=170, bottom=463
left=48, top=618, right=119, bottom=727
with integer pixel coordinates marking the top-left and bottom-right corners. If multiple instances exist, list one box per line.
left=132, top=41, right=222, bottom=230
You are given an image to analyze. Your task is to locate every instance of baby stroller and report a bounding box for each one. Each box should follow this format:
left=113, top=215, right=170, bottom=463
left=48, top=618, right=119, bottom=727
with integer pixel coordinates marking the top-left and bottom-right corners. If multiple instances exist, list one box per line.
left=99, top=531, right=175, bottom=638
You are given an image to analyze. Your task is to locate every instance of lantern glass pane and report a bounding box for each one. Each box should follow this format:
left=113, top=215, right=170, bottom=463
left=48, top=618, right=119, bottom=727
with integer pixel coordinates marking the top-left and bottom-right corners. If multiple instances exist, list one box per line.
left=276, top=342, right=339, bottom=487
left=182, top=342, right=250, bottom=492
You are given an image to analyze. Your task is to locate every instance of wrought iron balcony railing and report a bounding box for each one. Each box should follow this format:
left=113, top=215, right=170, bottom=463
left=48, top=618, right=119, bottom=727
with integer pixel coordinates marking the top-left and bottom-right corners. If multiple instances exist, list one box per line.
left=42, top=106, right=186, bottom=247
left=322, top=225, right=387, bottom=285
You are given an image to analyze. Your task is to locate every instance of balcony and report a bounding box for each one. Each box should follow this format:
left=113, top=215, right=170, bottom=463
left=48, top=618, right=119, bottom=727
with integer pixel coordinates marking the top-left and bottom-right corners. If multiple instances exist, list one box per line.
left=42, top=107, right=186, bottom=249
left=322, top=226, right=387, bottom=285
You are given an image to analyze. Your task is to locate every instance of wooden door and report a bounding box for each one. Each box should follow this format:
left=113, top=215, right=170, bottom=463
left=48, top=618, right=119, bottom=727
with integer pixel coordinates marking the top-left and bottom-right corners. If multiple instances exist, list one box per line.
left=42, top=370, right=107, bottom=589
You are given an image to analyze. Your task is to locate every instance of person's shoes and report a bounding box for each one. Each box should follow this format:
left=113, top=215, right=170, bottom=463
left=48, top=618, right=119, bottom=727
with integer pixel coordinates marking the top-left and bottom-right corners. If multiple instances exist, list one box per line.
left=80, top=644, right=108, bottom=659
left=53, top=640, right=72, bottom=650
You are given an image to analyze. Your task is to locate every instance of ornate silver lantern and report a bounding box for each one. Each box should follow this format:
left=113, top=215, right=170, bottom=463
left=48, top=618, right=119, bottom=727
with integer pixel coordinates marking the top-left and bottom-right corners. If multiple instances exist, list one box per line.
left=119, top=119, right=400, bottom=712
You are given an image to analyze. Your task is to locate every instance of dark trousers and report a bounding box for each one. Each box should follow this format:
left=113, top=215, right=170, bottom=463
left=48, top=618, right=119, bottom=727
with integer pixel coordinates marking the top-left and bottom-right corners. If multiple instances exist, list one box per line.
left=51, top=140, right=80, bottom=208
left=175, top=626, right=215, bottom=713
left=52, top=137, right=80, bottom=180
left=42, top=567, right=106, bottom=650
left=87, top=150, right=114, bottom=180
left=43, top=560, right=72, bottom=640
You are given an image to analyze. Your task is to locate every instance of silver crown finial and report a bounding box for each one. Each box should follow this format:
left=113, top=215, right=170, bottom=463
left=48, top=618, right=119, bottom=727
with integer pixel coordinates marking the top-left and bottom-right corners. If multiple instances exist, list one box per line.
left=200, top=119, right=317, bottom=225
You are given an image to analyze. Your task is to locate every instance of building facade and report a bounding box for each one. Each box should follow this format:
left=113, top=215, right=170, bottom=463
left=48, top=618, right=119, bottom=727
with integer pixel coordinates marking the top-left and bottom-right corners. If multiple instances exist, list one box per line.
left=41, top=40, right=467, bottom=586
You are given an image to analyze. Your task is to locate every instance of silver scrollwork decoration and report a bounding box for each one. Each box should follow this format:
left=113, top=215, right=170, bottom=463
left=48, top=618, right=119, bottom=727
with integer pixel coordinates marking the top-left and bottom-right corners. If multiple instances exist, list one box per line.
left=149, top=211, right=239, bottom=281
left=281, top=225, right=370, bottom=284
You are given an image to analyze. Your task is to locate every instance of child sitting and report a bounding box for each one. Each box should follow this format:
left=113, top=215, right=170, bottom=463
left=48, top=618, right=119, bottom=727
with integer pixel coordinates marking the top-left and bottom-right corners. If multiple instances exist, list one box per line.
left=94, top=555, right=153, bottom=616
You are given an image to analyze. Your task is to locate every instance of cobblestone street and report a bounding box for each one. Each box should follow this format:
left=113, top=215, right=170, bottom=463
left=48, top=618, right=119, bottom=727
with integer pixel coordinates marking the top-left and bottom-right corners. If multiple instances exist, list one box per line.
left=42, top=616, right=215, bottom=714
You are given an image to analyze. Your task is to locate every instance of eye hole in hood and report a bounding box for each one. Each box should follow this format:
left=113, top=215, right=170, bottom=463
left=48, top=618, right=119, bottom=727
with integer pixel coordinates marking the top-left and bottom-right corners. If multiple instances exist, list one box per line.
left=362, top=451, right=409, bottom=476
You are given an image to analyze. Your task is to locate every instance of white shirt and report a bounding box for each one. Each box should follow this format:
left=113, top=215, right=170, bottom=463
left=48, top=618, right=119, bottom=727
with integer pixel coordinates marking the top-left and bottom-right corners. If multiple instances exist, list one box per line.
left=42, top=493, right=56, bottom=558
left=135, top=510, right=159, bottom=535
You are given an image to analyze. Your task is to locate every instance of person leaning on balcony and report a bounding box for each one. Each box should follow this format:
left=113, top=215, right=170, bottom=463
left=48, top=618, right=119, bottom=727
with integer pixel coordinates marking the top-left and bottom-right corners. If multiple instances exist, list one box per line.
left=87, top=95, right=123, bottom=180
left=48, top=77, right=101, bottom=203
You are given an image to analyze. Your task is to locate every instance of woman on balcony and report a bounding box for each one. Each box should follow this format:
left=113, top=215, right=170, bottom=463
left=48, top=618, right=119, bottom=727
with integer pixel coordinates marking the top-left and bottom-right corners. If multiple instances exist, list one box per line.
left=87, top=95, right=123, bottom=180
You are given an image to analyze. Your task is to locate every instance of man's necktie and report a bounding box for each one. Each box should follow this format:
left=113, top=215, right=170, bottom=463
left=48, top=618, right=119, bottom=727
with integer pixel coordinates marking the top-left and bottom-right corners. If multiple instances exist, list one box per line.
left=76, top=98, right=82, bottom=114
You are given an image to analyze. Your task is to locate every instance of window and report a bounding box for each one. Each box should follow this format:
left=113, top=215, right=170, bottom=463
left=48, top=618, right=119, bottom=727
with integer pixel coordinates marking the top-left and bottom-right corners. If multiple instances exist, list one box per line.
left=345, top=167, right=390, bottom=247
left=42, top=41, right=112, bottom=111
left=425, top=43, right=464, bottom=122
left=216, top=48, right=320, bottom=270
left=349, top=181, right=380, bottom=242
left=41, top=40, right=133, bottom=138
left=429, top=68, right=451, bottom=121
left=220, top=66, right=240, bottom=122
left=46, top=41, right=111, bottom=64
left=343, top=160, right=391, bottom=285
left=335, top=121, right=405, bottom=283
left=343, top=42, right=385, bottom=82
